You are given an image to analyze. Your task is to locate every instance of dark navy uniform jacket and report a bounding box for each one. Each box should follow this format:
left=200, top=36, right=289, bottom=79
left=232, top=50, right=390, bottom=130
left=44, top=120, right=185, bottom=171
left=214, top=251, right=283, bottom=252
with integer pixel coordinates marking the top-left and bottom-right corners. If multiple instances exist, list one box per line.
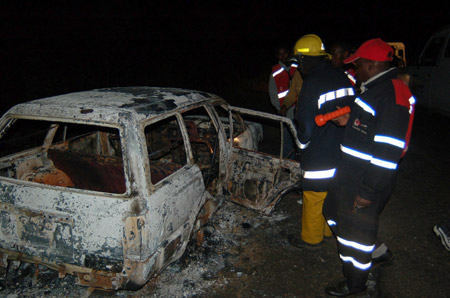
left=296, top=60, right=355, bottom=191
left=336, top=68, right=415, bottom=202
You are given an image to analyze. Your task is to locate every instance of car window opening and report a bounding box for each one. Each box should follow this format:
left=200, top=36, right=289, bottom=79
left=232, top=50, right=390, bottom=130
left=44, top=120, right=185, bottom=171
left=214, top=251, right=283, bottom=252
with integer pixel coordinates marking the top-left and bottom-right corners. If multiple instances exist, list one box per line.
left=145, top=116, right=187, bottom=184
left=0, top=119, right=126, bottom=194
left=182, top=106, right=221, bottom=195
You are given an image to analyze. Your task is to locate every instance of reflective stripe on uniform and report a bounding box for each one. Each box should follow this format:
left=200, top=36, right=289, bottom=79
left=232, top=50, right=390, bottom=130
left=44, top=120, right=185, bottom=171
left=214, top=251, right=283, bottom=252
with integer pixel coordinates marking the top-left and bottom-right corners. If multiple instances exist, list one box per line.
left=341, top=145, right=372, bottom=160
left=272, top=68, right=284, bottom=77
left=337, top=236, right=375, bottom=252
left=345, top=71, right=356, bottom=85
left=339, top=254, right=372, bottom=270
left=327, top=219, right=337, bottom=226
left=317, top=87, right=355, bottom=109
left=370, top=157, right=397, bottom=169
left=299, top=141, right=310, bottom=149
left=278, top=90, right=289, bottom=98
left=409, top=96, right=416, bottom=114
left=303, top=168, right=336, bottom=179
left=374, top=135, right=405, bottom=148
left=355, top=98, right=375, bottom=116
left=341, top=145, right=398, bottom=170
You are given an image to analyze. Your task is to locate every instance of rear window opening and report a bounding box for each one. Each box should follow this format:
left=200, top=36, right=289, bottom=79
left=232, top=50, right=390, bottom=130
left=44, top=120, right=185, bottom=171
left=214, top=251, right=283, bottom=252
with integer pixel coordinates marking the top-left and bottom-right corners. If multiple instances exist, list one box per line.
left=0, top=119, right=126, bottom=194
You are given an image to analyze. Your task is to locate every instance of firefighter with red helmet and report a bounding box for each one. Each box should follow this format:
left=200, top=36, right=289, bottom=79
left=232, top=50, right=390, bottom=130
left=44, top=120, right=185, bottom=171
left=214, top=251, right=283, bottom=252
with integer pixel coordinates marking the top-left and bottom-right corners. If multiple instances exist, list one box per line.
left=323, top=38, right=415, bottom=296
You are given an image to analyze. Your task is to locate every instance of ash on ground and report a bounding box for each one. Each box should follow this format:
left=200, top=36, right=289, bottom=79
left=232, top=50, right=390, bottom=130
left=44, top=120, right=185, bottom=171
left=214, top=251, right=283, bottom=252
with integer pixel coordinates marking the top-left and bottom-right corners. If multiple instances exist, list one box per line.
left=142, top=199, right=294, bottom=298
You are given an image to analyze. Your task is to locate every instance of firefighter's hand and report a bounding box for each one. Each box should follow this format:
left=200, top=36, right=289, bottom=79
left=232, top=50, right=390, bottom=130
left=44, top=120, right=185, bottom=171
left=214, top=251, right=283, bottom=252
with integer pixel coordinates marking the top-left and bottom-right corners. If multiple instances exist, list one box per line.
left=331, top=106, right=350, bottom=126
left=279, top=105, right=287, bottom=116
left=352, top=195, right=372, bottom=213
left=332, top=113, right=350, bottom=126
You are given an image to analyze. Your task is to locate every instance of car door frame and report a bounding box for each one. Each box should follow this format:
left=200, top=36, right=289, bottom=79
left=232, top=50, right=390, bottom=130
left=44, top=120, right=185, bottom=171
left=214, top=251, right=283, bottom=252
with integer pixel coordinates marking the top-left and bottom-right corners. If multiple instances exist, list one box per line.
left=225, top=105, right=302, bottom=214
left=141, top=112, right=206, bottom=257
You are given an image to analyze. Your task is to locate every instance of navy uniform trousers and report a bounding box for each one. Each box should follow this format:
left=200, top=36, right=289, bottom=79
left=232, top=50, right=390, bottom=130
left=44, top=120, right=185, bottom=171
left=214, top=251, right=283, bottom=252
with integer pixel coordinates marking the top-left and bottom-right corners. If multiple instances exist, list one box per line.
left=323, top=164, right=397, bottom=290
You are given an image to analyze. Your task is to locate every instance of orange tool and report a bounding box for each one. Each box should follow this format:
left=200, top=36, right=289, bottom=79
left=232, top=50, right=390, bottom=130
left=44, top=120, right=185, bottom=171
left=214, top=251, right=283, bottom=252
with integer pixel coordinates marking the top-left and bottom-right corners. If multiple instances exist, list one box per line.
left=315, top=106, right=351, bottom=126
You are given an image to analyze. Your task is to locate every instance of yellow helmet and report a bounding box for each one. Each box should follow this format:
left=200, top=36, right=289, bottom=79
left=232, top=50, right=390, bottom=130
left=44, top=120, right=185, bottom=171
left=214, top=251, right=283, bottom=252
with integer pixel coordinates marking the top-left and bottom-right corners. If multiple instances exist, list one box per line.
left=294, top=34, right=330, bottom=58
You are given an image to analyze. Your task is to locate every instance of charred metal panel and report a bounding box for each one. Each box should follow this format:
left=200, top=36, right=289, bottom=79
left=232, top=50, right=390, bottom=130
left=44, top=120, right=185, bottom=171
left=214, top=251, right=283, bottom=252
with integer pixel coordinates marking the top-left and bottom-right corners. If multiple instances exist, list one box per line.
left=243, top=179, right=259, bottom=201
left=19, top=213, right=73, bottom=254
left=76, top=270, right=124, bottom=290
left=0, top=248, right=127, bottom=290
left=229, top=152, right=276, bottom=206
left=84, top=254, right=123, bottom=273
left=228, top=149, right=301, bottom=214
left=0, top=210, right=15, bottom=241
left=6, top=87, right=223, bottom=125
left=123, top=215, right=148, bottom=259
left=0, top=202, right=75, bottom=263
left=144, top=165, right=205, bottom=255
left=0, top=181, right=131, bottom=269
left=163, top=235, right=182, bottom=264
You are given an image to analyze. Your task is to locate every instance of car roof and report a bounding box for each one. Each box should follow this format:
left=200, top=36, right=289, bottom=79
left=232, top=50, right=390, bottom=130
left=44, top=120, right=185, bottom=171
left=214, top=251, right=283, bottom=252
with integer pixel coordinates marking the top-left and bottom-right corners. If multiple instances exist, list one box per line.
left=6, top=87, right=224, bottom=124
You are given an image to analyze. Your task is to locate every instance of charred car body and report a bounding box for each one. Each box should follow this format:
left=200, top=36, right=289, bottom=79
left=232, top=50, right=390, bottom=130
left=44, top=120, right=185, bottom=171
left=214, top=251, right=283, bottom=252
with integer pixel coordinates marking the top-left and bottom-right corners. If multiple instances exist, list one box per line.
left=0, top=87, right=301, bottom=290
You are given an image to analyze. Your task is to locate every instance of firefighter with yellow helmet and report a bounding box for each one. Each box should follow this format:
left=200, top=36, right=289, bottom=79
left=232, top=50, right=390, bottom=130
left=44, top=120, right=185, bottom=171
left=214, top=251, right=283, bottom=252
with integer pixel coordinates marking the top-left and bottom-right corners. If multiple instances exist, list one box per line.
left=294, top=34, right=331, bottom=57
left=288, top=34, right=355, bottom=249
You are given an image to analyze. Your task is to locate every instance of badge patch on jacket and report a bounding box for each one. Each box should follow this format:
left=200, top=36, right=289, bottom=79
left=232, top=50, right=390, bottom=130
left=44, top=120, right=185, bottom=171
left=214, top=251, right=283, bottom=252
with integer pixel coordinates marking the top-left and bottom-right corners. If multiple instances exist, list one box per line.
left=352, top=118, right=368, bottom=134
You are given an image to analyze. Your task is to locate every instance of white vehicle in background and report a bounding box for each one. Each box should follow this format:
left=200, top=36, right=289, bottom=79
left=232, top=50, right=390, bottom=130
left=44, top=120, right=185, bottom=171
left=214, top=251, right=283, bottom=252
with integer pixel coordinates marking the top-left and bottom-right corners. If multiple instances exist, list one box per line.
left=408, top=25, right=450, bottom=116
left=0, top=87, right=300, bottom=291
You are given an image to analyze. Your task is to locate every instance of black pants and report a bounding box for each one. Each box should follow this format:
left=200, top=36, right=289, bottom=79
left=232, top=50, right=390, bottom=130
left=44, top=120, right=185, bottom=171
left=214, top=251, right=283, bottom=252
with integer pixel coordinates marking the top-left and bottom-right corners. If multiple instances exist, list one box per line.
left=323, top=171, right=396, bottom=290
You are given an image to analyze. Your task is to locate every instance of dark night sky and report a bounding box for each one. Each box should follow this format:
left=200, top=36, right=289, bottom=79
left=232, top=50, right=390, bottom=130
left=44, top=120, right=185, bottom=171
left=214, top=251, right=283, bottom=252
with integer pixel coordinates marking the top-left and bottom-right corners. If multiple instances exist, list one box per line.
left=1, top=1, right=449, bottom=110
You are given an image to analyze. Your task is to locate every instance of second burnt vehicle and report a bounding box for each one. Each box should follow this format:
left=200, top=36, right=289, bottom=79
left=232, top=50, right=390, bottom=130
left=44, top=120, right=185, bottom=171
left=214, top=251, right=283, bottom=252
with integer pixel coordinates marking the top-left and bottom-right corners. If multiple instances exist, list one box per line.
left=0, top=87, right=301, bottom=291
left=407, top=25, right=450, bottom=117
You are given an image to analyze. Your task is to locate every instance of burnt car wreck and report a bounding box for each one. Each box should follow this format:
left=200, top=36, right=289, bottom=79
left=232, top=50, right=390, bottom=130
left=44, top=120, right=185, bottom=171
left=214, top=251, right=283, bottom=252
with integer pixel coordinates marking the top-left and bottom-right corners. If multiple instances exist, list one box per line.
left=0, top=87, right=301, bottom=290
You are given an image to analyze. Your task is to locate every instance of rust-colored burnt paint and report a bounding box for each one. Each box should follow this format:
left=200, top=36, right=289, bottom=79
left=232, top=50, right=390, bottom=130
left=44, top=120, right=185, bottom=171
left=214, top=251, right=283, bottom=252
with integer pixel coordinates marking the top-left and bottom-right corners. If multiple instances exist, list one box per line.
left=32, top=168, right=75, bottom=187
left=49, top=150, right=126, bottom=194
left=0, top=249, right=127, bottom=290
left=76, top=270, right=126, bottom=290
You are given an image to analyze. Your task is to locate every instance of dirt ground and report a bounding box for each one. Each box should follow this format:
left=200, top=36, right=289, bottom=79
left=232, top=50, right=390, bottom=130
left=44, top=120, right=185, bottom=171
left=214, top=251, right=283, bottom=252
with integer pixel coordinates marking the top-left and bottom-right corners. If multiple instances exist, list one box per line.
left=1, top=92, right=449, bottom=297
